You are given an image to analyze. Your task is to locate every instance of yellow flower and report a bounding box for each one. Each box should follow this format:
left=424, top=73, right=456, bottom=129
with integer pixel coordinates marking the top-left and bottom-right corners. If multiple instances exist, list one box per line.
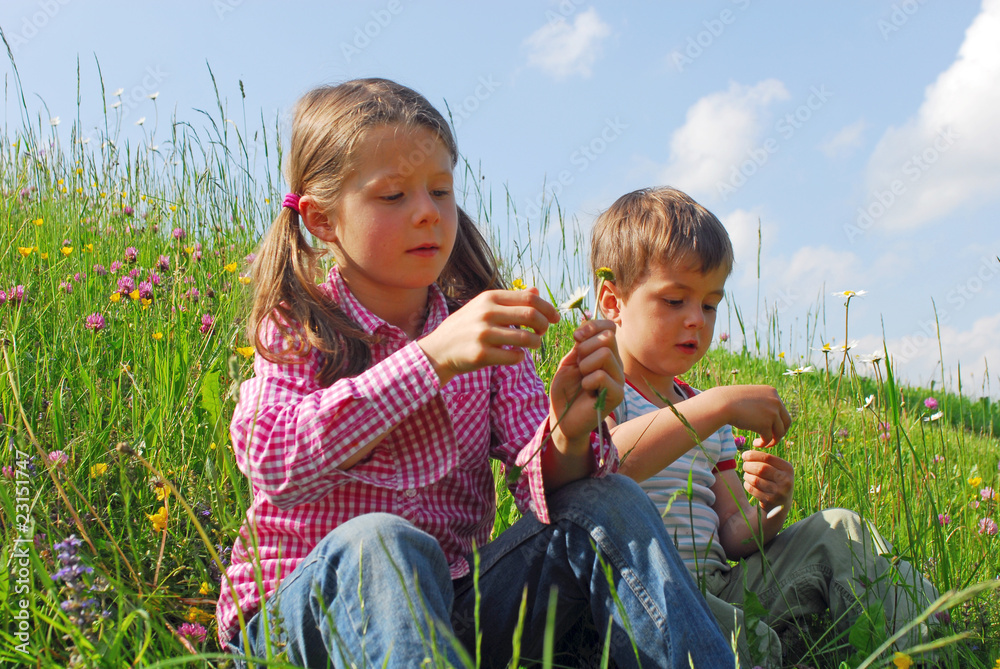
left=199, top=581, right=212, bottom=595
left=185, top=606, right=214, bottom=624
left=129, top=289, right=140, bottom=301
left=595, top=267, right=615, bottom=282
left=90, top=463, right=109, bottom=478
left=57, top=179, right=64, bottom=185
left=184, top=246, right=194, bottom=255
left=100, top=191, right=107, bottom=198
left=154, top=484, right=171, bottom=502
left=892, top=652, right=913, bottom=668
left=17, top=246, right=33, bottom=257
left=61, top=246, right=73, bottom=256
left=110, top=292, right=122, bottom=303
left=238, top=276, right=252, bottom=285
left=778, top=352, right=785, bottom=359
left=76, top=167, right=83, bottom=175
left=511, top=278, right=526, bottom=290
left=147, top=506, right=168, bottom=532
left=152, top=331, right=164, bottom=340
left=76, top=187, right=83, bottom=195
left=40, top=252, right=49, bottom=260
left=141, top=298, right=152, bottom=307
left=224, top=261, right=238, bottom=273
left=235, top=346, right=255, bottom=359
left=209, top=442, right=217, bottom=450
left=969, top=476, right=983, bottom=487
left=33, top=218, right=43, bottom=226
left=169, top=205, right=177, bottom=212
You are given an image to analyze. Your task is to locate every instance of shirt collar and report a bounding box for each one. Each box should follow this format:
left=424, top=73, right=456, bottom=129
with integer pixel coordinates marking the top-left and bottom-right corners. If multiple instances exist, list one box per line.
left=326, top=266, right=449, bottom=339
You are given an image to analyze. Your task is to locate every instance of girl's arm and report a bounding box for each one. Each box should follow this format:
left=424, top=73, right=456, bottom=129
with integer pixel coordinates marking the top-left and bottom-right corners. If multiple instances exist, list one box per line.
left=612, top=385, right=790, bottom=483
left=232, top=327, right=442, bottom=510
left=712, top=451, right=793, bottom=559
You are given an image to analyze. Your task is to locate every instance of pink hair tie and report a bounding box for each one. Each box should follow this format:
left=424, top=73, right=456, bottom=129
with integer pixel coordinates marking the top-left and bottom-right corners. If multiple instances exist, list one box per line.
left=283, top=193, right=301, bottom=213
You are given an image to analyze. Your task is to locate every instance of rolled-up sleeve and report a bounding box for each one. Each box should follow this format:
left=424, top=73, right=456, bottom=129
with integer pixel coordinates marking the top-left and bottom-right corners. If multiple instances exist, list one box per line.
left=489, top=351, right=619, bottom=524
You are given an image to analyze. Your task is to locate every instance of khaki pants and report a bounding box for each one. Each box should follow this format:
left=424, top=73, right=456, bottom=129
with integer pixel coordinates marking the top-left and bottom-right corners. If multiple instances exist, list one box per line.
left=700, top=508, right=940, bottom=669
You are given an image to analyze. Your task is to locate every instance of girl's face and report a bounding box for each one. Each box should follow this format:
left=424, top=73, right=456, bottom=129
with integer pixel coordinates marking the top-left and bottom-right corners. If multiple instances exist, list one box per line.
left=328, top=125, right=457, bottom=304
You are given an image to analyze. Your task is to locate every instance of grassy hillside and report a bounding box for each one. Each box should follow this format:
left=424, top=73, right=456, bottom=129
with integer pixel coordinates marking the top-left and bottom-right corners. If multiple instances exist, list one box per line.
left=1, top=85, right=999, bottom=668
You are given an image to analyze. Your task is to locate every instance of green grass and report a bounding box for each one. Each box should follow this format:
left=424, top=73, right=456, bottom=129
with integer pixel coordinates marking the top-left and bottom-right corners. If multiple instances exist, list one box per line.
left=1, top=65, right=1000, bottom=668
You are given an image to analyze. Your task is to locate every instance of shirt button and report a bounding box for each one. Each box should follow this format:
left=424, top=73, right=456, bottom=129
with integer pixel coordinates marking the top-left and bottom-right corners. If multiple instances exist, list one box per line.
left=404, top=489, right=417, bottom=498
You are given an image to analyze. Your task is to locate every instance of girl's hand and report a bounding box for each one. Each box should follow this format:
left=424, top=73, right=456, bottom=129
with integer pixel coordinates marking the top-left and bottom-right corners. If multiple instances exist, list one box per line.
left=740, top=449, right=794, bottom=512
left=548, top=319, right=624, bottom=455
left=703, top=385, right=792, bottom=448
left=418, top=287, right=559, bottom=386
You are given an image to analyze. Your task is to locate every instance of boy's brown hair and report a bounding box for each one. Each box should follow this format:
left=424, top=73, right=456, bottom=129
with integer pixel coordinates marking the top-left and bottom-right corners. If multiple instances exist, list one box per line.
left=590, top=186, right=734, bottom=300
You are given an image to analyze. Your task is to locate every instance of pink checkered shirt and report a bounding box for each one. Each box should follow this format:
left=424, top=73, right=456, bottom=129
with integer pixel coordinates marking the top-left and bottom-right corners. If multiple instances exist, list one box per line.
left=216, top=267, right=616, bottom=644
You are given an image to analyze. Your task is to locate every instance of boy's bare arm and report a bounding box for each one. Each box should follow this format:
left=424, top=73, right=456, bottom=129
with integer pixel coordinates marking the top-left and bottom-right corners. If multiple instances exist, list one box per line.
left=713, top=453, right=793, bottom=559
left=611, top=385, right=791, bottom=483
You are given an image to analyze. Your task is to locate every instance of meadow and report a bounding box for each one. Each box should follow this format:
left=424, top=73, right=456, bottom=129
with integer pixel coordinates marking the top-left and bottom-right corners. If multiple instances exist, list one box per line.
left=1, top=72, right=1000, bottom=669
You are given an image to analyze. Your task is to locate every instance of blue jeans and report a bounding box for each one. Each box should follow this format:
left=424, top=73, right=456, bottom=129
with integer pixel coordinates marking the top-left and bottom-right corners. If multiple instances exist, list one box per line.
left=226, top=474, right=732, bottom=668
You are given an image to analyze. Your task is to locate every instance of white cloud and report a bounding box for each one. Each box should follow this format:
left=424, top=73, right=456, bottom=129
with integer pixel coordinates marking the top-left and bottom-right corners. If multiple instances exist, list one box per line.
left=780, top=245, right=864, bottom=299
left=659, top=80, right=789, bottom=197
left=523, top=8, right=612, bottom=79
left=863, top=0, right=1000, bottom=230
left=854, top=311, right=1000, bottom=397
left=820, top=119, right=867, bottom=158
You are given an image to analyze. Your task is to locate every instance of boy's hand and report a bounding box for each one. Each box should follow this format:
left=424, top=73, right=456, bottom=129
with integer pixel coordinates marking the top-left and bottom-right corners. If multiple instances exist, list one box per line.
left=419, top=287, right=559, bottom=386
left=704, top=385, right=792, bottom=448
left=549, top=318, right=624, bottom=454
left=740, top=449, right=794, bottom=513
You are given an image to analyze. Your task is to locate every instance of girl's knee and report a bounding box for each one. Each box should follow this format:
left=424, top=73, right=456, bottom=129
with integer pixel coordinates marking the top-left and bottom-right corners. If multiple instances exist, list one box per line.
left=549, top=474, right=658, bottom=527
left=316, top=512, right=448, bottom=573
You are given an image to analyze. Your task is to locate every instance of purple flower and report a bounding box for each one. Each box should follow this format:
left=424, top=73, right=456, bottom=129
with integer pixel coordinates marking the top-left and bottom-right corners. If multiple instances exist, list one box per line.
left=0, top=290, right=6, bottom=306
left=48, top=451, right=68, bottom=469
left=924, top=397, right=939, bottom=410
left=719, top=332, right=729, bottom=342
left=129, top=267, right=141, bottom=279
left=177, top=622, right=207, bottom=644
left=836, top=428, right=849, bottom=439
left=245, top=252, right=256, bottom=265
left=199, top=313, right=214, bottom=334
left=123, top=205, right=134, bottom=216
left=733, top=435, right=747, bottom=448
left=147, top=270, right=161, bottom=286
left=938, top=513, right=951, bottom=526
left=9, top=285, right=24, bottom=304
left=172, top=227, right=185, bottom=240
left=117, top=276, right=135, bottom=294
left=185, top=288, right=200, bottom=303
left=74, top=272, right=84, bottom=282
left=93, top=264, right=107, bottom=276
left=931, top=454, right=945, bottom=465
left=157, top=255, right=170, bottom=271
left=84, top=313, right=106, bottom=331
left=125, top=246, right=138, bottom=263
left=981, top=487, right=996, bottom=501
left=110, top=260, right=123, bottom=274
left=59, top=280, right=73, bottom=294
left=979, top=517, right=998, bottom=536
left=2, top=466, right=14, bottom=478
left=138, top=281, right=154, bottom=301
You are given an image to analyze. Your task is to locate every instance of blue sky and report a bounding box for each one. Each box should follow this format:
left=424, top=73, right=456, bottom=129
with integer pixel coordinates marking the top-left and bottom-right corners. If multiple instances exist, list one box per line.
left=3, top=0, right=999, bottom=395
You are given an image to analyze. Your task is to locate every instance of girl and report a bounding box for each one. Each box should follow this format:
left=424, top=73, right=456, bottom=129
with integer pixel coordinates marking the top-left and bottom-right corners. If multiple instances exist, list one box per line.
left=216, top=78, right=731, bottom=668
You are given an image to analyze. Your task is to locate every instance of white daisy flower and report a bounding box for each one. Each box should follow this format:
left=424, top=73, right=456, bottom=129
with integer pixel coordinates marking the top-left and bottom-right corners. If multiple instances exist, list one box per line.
left=558, top=286, right=590, bottom=314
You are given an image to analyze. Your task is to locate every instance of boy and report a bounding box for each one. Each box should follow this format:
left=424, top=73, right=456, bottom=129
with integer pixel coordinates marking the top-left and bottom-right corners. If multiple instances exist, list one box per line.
left=590, top=186, right=941, bottom=668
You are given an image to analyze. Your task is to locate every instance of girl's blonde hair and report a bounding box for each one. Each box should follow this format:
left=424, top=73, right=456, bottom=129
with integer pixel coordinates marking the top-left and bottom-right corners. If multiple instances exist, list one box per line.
left=250, top=78, right=501, bottom=386
left=590, top=186, right=734, bottom=300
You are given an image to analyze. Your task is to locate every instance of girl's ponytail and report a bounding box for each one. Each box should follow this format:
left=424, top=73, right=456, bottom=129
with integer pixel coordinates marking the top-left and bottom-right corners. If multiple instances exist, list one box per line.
left=249, top=205, right=371, bottom=386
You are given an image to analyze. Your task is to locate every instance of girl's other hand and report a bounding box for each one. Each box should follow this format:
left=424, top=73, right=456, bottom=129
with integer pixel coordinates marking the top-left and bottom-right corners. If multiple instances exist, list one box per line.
left=548, top=319, right=624, bottom=454
left=418, top=287, right=559, bottom=386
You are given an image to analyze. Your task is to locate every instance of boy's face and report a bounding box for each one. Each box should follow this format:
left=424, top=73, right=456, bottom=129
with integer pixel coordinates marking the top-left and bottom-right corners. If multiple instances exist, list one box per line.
left=604, top=260, right=728, bottom=388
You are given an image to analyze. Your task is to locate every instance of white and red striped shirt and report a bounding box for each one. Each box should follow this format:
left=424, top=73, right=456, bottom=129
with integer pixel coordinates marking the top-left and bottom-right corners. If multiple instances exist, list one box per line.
left=216, top=267, right=616, bottom=644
